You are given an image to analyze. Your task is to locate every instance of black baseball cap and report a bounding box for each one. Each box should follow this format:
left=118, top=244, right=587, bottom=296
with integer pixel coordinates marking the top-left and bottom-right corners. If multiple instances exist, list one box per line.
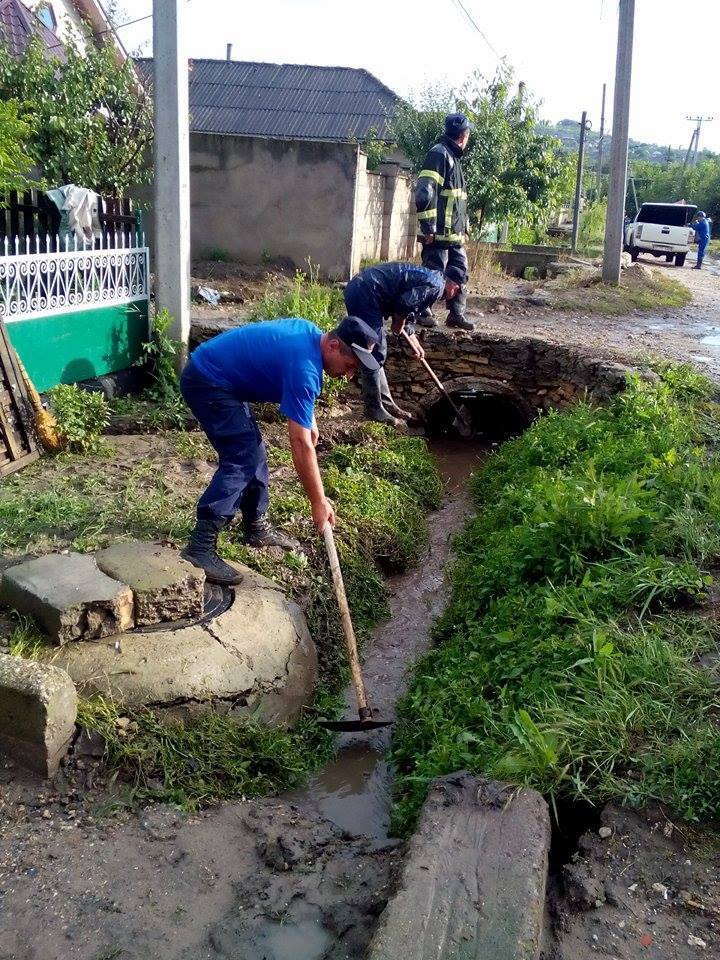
left=445, top=112, right=471, bottom=138
left=335, top=316, right=381, bottom=371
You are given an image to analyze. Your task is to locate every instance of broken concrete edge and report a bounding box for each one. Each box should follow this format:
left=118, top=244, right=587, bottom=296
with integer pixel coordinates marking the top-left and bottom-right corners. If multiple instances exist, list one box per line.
left=0, top=653, right=78, bottom=777
left=0, top=543, right=215, bottom=643
left=367, top=771, right=551, bottom=960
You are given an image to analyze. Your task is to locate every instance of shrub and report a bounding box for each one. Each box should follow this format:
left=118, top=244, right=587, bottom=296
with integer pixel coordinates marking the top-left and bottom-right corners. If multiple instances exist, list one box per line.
left=48, top=384, right=109, bottom=452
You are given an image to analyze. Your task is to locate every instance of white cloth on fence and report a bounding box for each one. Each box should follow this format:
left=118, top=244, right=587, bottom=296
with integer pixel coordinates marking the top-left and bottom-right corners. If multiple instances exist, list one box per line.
left=46, top=185, right=102, bottom=245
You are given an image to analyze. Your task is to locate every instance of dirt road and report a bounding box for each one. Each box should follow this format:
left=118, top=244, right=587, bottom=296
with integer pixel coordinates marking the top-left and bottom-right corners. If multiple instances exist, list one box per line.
left=467, top=257, right=720, bottom=382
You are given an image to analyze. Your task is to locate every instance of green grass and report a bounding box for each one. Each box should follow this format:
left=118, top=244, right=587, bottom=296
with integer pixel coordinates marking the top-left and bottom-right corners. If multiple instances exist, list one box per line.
left=1, top=421, right=441, bottom=808
left=391, top=365, right=720, bottom=834
left=551, top=269, right=692, bottom=315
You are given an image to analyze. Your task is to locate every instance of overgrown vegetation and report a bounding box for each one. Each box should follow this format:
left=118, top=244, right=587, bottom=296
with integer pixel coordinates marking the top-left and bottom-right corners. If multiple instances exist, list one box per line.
left=0, top=99, right=37, bottom=194
left=0, top=37, right=152, bottom=194
left=392, top=366, right=720, bottom=834
left=48, top=384, right=110, bottom=453
left=249, top=264, right=344, bottom=332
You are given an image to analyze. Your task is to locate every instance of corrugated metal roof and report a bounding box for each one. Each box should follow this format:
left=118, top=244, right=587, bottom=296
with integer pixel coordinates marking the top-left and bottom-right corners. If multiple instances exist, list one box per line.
left=0, top=0, right=65, bottom=59
left=136, top=58, right=399, bottom=142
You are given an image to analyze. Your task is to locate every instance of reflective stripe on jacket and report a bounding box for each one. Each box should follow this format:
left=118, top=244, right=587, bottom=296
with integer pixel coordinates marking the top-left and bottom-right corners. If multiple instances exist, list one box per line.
left=415, top=135, right=468, bottom=245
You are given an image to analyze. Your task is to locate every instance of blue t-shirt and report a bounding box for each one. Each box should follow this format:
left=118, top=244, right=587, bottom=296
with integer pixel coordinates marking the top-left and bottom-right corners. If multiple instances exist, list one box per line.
left=189, top=318, right=323, bottom=429
left=694, top=218, right=711, bottom=243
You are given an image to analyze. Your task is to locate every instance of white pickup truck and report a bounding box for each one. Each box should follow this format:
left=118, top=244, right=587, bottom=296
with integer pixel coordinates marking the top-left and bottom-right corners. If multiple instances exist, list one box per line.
left=624, top=202, right=697, bottom=267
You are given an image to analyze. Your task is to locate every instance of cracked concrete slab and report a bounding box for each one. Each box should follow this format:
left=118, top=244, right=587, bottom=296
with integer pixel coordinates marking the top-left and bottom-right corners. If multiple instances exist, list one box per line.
left=50, top=563, right=317, bottom=722
left=95, top=541, right=205, bottom=626
left=0, top=553, right=134, bottom=645
left=367, top=772, right=551, bottom=960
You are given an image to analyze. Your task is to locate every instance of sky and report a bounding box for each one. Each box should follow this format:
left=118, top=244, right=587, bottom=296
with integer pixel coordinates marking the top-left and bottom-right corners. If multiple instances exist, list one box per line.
left=112, top=0, right=720, bottom=153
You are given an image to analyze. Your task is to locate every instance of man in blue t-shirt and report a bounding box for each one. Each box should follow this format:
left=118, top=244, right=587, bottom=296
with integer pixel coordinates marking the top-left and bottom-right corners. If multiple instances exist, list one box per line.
left=180, top=316, right=380, bottom=585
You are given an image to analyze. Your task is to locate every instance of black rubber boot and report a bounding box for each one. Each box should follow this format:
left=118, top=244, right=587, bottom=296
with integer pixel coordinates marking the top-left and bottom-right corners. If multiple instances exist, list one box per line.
left=181, top=517, right=243, bottom=586
left=243, top=514, right=300, bottom=552
left=446, top=315, right=475, bottom=331
left=416, top=309, right=438, bottom=328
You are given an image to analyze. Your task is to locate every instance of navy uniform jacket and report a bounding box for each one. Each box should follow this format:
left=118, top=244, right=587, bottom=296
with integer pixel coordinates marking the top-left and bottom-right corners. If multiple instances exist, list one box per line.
left=344, top=262, right=445, bottom=363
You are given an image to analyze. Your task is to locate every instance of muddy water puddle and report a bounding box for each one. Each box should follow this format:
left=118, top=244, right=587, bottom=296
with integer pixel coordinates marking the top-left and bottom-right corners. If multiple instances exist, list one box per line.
left=289, top=439, right=489, bottom=840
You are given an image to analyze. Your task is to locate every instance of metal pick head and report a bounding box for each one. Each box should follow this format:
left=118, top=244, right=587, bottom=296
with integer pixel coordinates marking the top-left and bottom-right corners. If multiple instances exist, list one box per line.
left=318, top=718, right=393, bottom=732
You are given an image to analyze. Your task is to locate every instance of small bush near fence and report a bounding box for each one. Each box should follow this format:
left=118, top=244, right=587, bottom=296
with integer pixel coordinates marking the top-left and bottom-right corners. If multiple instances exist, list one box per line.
left=48, top=384, right=109, bottom=453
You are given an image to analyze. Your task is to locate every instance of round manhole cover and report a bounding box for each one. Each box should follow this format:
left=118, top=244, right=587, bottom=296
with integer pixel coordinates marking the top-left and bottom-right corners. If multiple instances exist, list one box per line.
left=133, top=582, right=234, bottom=634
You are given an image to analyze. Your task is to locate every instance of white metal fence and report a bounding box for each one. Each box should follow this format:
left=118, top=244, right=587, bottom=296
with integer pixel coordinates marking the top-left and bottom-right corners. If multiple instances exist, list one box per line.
left=0, top=233, right=150, bottom=322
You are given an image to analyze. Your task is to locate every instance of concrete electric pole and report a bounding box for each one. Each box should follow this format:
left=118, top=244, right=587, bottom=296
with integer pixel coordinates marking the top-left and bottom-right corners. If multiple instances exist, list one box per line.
left=153, top=0, right=191, bottom=365
left=596, top=83, right=607, bottom=199
left=571, top=112, right=591, bottom=253
left=684, top=116, right=713, bottom=169
left=602, top=0, right=635, bottom=285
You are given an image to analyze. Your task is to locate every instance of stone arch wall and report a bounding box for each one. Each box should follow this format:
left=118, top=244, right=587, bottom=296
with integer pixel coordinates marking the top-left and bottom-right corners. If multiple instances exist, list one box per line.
left=385, top=330, right=635, bottom=416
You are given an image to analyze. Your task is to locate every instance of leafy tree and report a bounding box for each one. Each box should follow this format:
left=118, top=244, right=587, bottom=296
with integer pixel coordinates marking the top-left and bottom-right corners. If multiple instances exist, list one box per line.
left=630, top=159, right=720, bottom=235
left=392, top=66, right=573, bottom=235
left=0, top=99, right=37, bottom=193
left=0, top=37, right=152, bottom=194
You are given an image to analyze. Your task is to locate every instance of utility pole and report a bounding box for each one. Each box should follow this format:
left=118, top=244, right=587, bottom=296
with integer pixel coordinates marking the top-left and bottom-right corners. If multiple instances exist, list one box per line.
left=602, top=0, right=635, bottom=285
left=153, top=0, right=191, bottom=365
left=596, top=83, right=607, bottom=199
left=571, top=112, right=591, bottom=253
left=684, top=116, right=713, bottom=168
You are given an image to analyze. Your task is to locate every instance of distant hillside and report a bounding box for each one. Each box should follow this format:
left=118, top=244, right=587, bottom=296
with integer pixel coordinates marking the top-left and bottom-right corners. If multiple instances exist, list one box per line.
left=538, top=119, right=716, bottom=167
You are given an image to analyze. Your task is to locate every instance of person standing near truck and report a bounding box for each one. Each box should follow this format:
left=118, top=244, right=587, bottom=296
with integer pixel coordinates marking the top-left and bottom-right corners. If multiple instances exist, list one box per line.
left=414, top=112, right=474, bottom=331
left=692, top=211, right=711, bottom=270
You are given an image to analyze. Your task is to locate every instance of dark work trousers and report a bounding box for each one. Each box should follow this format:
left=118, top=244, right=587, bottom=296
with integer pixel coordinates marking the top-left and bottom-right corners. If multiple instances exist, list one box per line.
left=421, top=243, right=468, bottom=320
left=180, top=363, right=269, bottom=525
left=696, top=240, right=708, bottom=269
left=343, top=279, right=395, bottom=417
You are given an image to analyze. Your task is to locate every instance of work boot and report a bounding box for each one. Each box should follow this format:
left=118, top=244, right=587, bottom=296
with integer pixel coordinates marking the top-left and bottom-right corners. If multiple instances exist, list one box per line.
left=182, top=517, right=243, bottom=586
left=365, top=405, right=404, bottom=428
left=416, top=310, right=438, bottom=328
left=384, top=400, right=412, bottom=421
left=446, top=315, right=475, bottom=331
left=243, top=514, right=300, bottom=552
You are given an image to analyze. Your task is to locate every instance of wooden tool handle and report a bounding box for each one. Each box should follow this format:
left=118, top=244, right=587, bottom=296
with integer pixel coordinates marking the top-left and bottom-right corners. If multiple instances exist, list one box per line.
left=401, top=329, right=464, bottom=419
left=323, top=522, right=368, bottom=714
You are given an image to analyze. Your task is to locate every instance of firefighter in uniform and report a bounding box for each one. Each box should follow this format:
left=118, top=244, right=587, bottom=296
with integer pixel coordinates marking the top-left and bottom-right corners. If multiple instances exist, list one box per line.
left=415, top=112, right=474, bottom=331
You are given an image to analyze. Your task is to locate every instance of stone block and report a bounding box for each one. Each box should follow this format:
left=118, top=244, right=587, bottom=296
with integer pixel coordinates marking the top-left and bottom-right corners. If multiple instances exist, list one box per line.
left=367, top=772, right=551, bottom=960
left=0, top=553, right=134, bottom=645
left=0, top=653, right=77, bottom=776
left=95, top=541, right=205, bottom=626
left=54, top=565, right=318, bottom=722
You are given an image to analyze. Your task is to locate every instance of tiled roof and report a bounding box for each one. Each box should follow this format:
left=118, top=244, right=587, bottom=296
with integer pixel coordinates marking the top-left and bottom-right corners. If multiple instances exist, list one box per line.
left=0, top=0, right=64, bottom=59
left=136, top=58, right=399, bottom=142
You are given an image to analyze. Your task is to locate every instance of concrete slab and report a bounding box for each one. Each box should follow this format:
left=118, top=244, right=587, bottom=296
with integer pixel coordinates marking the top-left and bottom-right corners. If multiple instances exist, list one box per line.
left=0, top=553, right=134, bottom=645
left=0, top=653, right=77, bottom=777
left=95, top=541, right=205, bottom=626
left=367, top=772, right=551, bottom=960
left=52, top=564, right=318, bottom=721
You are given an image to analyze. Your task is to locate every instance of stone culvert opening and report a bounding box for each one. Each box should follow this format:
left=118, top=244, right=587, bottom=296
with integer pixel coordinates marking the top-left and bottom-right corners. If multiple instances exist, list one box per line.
left=422, top=377, right=535, bottom=442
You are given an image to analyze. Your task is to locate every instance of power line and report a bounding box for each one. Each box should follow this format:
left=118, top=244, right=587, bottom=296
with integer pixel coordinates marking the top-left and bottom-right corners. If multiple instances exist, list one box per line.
left=448, top=0, right=502, bottom=60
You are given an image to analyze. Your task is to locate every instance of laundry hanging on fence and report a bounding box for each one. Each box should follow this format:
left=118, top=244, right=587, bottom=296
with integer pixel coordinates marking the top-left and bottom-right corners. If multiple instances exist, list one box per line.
left=45, top=185, right=102, bottom=246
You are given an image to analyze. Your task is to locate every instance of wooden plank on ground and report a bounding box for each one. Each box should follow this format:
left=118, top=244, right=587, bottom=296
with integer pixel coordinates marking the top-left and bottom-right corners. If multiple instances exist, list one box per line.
left=0, top=318, right=39, bottom=477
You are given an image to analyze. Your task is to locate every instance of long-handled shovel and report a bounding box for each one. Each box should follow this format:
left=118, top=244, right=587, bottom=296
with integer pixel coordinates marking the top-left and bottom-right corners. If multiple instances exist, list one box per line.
left=401, top=330, right=473, bottom=437
left=318, top=522, right=391, bottom=732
